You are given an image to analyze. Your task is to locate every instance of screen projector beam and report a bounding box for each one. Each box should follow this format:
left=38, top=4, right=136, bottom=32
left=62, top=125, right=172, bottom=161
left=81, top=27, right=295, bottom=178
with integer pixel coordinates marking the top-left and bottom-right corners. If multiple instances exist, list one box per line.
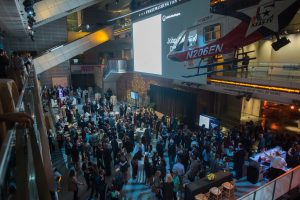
left=133, top=14, right=162, bottom=75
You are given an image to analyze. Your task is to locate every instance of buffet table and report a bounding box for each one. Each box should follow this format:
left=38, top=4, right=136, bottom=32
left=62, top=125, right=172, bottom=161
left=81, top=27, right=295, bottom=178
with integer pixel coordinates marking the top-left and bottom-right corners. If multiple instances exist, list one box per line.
left=184, top=171, right=233, bottom=200
left=250, top=146, right=286, bottom=164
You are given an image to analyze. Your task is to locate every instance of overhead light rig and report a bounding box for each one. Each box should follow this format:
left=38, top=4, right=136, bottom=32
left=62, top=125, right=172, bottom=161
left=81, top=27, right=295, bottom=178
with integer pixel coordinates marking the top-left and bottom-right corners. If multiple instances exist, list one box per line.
left=23, top=0, right=37, bottom=41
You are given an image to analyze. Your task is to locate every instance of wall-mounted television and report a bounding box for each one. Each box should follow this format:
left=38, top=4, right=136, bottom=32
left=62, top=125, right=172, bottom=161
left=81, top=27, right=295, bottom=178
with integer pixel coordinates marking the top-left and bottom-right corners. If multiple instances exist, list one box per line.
left=199, top=114, right=220, bottom=129
left=131, top=91, right=139, bottom=100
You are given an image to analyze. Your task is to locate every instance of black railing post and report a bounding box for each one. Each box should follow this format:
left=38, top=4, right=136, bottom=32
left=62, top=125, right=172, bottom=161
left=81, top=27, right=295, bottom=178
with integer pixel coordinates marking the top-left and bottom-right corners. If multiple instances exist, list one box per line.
left=15, top=126, right=29, bottom=200
left=32, top=67, right=55, bottom=192
left=28, top=128, right=52, bottom=200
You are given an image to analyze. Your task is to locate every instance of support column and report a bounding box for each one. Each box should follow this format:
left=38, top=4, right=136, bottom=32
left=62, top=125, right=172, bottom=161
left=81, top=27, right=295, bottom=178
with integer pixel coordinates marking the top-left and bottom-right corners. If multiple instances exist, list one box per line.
left=32, top=68, right=55, bottom=192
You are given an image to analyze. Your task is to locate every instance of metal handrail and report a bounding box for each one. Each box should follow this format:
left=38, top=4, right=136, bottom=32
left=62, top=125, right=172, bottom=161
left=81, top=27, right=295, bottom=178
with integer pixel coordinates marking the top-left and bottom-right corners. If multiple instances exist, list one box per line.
left=0, top=69, right=52, bottom=200
left=103, top=59, right=129, bottom=79
left=238, top=165, right=300, bottom=200
left=213, top=62, right=300, bottom=83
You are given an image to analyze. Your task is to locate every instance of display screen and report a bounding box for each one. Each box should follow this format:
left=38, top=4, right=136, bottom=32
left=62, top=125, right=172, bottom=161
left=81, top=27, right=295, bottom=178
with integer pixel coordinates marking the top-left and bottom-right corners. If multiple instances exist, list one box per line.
left=161, top=0, right=209, bottom=84
left=131, top=91, right=139, bottom=100
left=199, top=115, right=210, bottom=129
left=199, top=114, right=220, bottom=129
left=133, top=14, right=162, bottom=75
left=132, top=0, right=210, bottom=83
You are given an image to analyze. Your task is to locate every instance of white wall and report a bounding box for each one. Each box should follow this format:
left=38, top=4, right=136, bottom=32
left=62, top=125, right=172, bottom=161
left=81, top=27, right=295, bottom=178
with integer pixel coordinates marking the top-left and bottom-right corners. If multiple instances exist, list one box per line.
left=246, top=33, right=300, bottom=64
left=241, top=98, right=261, bottom=122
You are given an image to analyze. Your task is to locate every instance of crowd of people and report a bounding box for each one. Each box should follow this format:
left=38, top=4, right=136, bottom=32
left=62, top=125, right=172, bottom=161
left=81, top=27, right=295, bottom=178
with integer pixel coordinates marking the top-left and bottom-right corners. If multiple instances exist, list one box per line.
left=1, top=48, right=300, bottom=200
left=0, top=49, right=34, bottom=146
left=0, top=49, right=32, bottom=91
left=41, top=86, right=300, bottom=200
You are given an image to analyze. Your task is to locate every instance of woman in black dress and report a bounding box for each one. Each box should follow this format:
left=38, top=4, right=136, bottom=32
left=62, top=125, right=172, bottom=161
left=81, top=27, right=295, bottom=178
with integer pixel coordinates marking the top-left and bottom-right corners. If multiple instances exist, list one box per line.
left=144, top=155, right=153, bottom=185
left=163, top=174, right=174, bottom=200
left=131, top=153, right=139, bottom=179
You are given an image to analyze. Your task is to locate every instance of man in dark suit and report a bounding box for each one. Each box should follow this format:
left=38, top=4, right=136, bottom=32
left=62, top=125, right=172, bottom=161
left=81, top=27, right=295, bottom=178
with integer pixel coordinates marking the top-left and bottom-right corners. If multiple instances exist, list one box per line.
left=234, top=144, right=246, bottom=179
left=0, top=49, right=9, bottom=79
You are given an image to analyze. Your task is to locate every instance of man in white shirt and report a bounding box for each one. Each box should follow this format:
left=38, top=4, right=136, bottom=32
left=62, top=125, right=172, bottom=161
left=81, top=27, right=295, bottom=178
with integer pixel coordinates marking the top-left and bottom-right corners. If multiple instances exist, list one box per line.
left=264, top=151, right=287, bottom=180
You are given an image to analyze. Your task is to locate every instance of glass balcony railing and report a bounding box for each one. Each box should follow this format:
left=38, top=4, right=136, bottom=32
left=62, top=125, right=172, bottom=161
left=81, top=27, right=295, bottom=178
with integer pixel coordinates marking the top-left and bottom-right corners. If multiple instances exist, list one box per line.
left=212, top=63, right=300, bottom=84
left=0, top=68, right=53, bottom=200
left=103, top=59, right=133, bottom=79
left=238, top=165, right=300, bottom=200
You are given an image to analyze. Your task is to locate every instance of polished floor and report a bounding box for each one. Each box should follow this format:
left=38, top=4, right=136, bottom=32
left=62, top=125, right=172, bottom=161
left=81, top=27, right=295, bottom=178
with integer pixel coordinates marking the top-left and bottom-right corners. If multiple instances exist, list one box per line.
left=49, top=104, right=266, bottom=200
left=51, top=141, right=266, bottom=200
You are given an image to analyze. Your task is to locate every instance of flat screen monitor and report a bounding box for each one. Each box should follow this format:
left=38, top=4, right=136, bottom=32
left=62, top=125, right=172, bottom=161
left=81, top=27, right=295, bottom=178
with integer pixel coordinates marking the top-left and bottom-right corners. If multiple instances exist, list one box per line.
left=131, top=91, right=139, bottom=100
left=199, top=114, right=220, bottom=129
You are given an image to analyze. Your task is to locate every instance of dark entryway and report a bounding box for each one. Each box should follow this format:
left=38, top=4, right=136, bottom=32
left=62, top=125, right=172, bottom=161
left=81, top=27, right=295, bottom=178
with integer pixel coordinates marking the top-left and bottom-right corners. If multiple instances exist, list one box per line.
left=71, top=74, right=95, bottom=89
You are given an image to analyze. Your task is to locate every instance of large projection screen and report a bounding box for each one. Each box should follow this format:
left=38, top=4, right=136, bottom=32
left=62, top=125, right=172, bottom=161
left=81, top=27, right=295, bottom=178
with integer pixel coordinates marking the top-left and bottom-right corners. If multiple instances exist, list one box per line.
left=133, top=14, right=162, bottom=75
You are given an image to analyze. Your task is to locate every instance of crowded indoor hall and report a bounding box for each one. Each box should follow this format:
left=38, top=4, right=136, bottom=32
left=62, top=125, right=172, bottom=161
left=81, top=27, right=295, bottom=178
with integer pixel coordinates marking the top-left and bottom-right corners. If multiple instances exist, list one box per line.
left=0, top=0, right=300, bottom=200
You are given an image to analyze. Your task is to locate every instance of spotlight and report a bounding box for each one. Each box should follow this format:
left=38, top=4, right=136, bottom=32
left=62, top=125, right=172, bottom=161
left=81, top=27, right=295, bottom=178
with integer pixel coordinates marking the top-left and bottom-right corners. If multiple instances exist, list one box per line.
left=29, top=30, right=35, bottom=41
left=236, top=95, right=243, bottom=99
left=272, top=37, right=290, bottom=51
left=23, top=0, right=33, bottom=7
left=290, top=105, right=295, bottom=110
left=245, top=94, right=252, bottom=101
left=244, top=93, right=252, bottom=101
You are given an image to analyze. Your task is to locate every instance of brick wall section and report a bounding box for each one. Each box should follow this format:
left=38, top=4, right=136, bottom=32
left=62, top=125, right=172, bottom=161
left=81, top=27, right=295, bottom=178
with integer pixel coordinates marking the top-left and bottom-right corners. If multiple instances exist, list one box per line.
left=94, top=66, right=103, bottom=89
left=38, top=61, right=70, bottom=87
left=116, top=73, right=173, bottom=101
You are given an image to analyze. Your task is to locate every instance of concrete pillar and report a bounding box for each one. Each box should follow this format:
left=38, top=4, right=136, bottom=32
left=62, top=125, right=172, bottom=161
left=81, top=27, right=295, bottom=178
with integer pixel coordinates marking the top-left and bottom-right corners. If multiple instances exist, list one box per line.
left=94, top=65, right=103, bottom=90
left=32, top=68, right=55, bottom=192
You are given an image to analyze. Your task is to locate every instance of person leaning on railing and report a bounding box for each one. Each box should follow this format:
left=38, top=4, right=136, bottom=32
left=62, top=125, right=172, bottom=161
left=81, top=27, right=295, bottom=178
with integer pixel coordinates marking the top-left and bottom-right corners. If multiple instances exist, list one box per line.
left=8, top=52, right=27, bottom=92
left=0, top=112, right=34, bottom=128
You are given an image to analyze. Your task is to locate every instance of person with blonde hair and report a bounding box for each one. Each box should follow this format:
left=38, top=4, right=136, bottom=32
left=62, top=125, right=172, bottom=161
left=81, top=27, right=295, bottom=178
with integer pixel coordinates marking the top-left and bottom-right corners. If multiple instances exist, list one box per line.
left=163, top=174, right=174, bottom=200
left=68, top=169, right=84, bottom=200
left=152, top=170, right=162, bottom=199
